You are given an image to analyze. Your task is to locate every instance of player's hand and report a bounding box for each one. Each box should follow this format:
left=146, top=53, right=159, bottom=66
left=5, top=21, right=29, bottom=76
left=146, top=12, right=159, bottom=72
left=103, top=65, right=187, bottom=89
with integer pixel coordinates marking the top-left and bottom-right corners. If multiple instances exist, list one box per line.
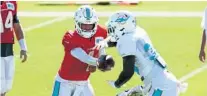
left=177, top=82, right=188, bottom=93
left=86, top=65, right=96, bottom=73
left=92, top=40, right=108, bottom=50
left=20, top=50, right=27, bottom=63
left=199, top=50, right=206, bottom=63
left=107, top=80, right=118, bottom=88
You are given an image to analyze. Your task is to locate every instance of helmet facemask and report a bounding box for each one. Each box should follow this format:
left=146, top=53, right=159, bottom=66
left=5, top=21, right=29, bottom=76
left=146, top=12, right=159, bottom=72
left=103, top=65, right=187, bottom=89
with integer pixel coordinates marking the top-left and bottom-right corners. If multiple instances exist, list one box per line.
left=75, top=22, right=97, bottom=38
left=107, top=22, right=127, bottom=42
left=107, top=24, right=120, bottom=42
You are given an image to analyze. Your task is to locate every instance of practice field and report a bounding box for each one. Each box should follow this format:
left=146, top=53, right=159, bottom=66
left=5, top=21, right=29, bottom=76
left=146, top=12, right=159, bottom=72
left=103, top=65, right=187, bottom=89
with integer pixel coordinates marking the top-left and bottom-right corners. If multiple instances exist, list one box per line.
left=7, top=1, right=207, bottom=96
left=17, top=1, right=207, bottom=11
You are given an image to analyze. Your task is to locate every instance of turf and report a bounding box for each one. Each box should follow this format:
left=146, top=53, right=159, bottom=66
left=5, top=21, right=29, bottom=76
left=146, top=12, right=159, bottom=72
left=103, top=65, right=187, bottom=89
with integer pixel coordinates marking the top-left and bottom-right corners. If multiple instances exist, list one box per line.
left=19, top=17, right=56, bottom=28
left=18, top=1, right=207, bottom=12
left=7, top=16, right=206, bottom=96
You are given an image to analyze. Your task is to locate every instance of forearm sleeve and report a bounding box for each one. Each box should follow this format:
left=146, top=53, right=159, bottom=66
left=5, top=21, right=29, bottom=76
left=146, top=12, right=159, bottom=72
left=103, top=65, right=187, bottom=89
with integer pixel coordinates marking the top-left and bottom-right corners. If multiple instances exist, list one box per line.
left=71, top=47, right=98, bottom=66
left=114, top=55, right=135, bottom=88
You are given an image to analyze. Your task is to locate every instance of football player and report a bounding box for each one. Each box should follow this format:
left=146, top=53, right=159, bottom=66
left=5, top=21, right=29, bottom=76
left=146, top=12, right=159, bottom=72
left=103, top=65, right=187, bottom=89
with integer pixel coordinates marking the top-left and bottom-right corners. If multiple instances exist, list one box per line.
left=95, top=11, right=188, bottom=96
left=52, top=5, right=114, bottom=96
left=199, top=7, right=207, bottom=63
left=1, top=1, right=28, bottom=96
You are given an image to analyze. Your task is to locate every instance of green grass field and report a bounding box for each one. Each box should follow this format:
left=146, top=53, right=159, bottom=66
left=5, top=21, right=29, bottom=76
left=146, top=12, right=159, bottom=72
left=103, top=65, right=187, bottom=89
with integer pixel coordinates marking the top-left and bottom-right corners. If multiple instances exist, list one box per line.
left=18, top=1, right=207, bottom=11
left=6, top=1, right=207, bottom=96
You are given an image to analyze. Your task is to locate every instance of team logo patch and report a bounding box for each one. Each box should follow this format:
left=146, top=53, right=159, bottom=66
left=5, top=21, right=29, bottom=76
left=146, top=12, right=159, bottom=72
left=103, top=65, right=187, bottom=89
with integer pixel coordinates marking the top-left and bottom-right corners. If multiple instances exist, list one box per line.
left=95, top=37, right=104, bottom=45
left=6, top=3, right=14, bottom=11
left=115, top=14, right=129, bottom=25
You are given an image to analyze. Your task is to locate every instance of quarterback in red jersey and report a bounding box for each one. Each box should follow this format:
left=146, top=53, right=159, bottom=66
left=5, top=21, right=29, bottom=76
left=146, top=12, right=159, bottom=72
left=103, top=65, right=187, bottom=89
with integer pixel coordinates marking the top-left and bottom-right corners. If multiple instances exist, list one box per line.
left=0, top=1, right=27, bottom=96
left=52, top=5, right=108, bottom=96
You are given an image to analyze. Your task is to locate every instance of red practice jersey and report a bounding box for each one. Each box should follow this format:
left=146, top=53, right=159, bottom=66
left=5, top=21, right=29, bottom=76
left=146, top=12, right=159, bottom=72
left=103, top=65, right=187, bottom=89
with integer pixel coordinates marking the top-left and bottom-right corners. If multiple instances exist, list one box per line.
left=58, top=25, right=107, bottom=81
left=0, top=1, right=17, bottom=43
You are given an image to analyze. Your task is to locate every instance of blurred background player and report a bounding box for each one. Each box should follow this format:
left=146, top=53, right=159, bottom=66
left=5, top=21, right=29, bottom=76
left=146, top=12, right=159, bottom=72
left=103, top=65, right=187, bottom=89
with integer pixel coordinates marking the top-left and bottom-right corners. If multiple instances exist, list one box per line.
left=0, top=1, right=28, bottom=96
left=199, top=7, right=207, bottom=63
left=96, top=11, right=188, bottom=96
left=52, top=5, right=113, bottom=96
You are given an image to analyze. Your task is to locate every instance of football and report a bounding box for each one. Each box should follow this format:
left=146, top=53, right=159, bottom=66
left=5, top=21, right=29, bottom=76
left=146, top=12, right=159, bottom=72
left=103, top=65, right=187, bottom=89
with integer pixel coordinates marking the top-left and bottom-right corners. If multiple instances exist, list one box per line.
left=97, top=55, right=115, bottom=72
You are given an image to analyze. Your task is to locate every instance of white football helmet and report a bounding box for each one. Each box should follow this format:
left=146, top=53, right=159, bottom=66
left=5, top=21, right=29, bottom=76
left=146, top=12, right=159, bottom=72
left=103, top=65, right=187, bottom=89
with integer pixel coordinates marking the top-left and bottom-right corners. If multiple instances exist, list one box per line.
left=74, top=5, right=99, bottom=38
left=106, top=11, right=136, bottom=42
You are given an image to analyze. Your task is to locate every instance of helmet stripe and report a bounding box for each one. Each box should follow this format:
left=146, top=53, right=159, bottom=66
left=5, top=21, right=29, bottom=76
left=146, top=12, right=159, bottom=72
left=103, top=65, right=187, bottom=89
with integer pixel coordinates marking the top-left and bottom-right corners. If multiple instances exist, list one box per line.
left=85, top=8, right=91, bottom=20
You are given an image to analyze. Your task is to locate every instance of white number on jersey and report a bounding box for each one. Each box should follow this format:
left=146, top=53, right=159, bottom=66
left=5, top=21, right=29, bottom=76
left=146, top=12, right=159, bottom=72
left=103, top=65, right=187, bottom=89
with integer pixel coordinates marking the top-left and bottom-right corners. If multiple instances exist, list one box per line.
left=0, top=11, right=13, bottom=33
left=0, top=14, right=3, bottom=33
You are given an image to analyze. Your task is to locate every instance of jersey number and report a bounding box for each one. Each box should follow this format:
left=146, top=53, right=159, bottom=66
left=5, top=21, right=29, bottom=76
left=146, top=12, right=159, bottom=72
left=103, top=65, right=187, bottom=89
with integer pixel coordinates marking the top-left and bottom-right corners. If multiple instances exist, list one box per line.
left=0, top=11, right=13, bottom=33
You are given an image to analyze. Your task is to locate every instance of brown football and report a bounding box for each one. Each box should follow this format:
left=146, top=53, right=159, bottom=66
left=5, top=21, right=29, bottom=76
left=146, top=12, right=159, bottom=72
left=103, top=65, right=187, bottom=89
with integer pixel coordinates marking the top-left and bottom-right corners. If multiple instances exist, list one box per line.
left=98, top=55, right=115, bottom=72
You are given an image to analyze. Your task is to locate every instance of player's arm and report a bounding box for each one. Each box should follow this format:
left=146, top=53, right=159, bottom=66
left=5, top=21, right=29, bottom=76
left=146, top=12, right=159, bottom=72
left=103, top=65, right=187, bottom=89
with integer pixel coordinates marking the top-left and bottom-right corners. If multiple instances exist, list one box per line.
left=93, top=36, right=117, bottom=51
left=201, top=30, right=206, bottom=50
left=111, top=38, right=137, bottom=88
left=104, top=36, right=117, bottom=47
left=114, top=55, right=136, bottom=88
left=13, top=14, right=28, bottom=63
left=199, top=30, right=206, bottom=62
left=14, top=14, right=26, bottom=46
left=199, top=8, right=207, bottom=62
left=99, top=46, right=107, bottom=57
left=62, top=33, right=98, bottom=66
left=71, top=48, right=98, bottom=66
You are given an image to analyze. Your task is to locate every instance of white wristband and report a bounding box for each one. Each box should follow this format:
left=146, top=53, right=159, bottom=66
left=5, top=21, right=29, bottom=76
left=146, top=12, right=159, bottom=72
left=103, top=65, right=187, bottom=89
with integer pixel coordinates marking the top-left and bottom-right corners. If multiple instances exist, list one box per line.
left=18, top=39, right=27, bottom=51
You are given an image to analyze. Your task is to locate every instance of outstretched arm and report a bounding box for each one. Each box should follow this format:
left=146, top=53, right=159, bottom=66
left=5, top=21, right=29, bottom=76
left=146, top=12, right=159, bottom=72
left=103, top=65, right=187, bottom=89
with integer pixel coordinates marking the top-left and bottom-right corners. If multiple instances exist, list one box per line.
left=199, top=7, right=207, bottom=62
left=199, top=30, right=206, bottom=62
left=71, top=47, right=98, bottom=66
left=62, top=32, right=98, bottom=66
left=93, top=36, right=117, bottom=50
left=13, top=14, right=28, bottom=63
left=114, top=55, right=136, bottom=88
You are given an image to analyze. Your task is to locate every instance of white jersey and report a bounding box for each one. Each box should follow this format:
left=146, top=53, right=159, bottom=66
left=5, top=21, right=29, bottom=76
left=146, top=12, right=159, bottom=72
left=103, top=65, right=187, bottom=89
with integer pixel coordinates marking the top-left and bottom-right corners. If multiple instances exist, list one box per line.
left=115, top=27, right=188, bottom=96
left=116, top=26, right=167, bottom=84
